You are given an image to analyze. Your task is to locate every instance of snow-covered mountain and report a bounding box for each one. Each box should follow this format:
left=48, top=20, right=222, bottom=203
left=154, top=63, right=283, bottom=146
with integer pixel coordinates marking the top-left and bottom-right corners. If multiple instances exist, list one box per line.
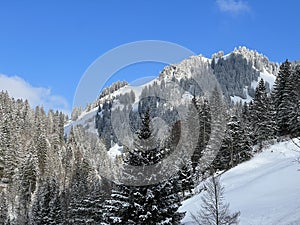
left=64, top=46, right=282, bottom=163
left=180, top=139, right=300, bottom=225
left=68, top=46, right=279, bottom=131
left=65, top=47, right=280, bottom=153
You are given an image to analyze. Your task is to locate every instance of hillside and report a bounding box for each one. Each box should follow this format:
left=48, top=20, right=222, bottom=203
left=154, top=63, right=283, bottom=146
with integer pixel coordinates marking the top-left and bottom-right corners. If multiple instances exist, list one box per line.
left=1, top=46, right=298, bottom=224
left=61, top=47, right=300, bottom=224
left=180, top=139, right=300, bottom=225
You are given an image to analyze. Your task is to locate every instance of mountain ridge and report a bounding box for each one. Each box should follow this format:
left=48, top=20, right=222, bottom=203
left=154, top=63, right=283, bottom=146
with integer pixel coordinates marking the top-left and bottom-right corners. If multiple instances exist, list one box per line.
left=71, top=46, right=279, bottom=124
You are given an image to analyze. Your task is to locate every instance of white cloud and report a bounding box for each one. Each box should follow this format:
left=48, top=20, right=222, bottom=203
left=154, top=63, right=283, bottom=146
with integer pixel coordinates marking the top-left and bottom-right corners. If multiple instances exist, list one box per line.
left=0, top=74, right=70, bottom=114
left=216, top=0, right=250, bottom=14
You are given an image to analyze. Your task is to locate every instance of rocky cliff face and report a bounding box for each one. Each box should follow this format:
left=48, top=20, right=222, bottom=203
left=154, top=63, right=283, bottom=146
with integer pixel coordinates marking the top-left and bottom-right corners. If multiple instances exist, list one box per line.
left=158, top=46, right=278, bottom=101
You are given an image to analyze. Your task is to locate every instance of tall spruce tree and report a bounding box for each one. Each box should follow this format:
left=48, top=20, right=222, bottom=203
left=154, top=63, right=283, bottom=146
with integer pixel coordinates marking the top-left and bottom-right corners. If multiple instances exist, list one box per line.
left=207, top=86, right=227, bottom=171
left=252, top=79, right=276, bottom=147
left=103, top=108, right=184, bottom=224
left=0, top=192, right=8, bottom=225
left=192, top=98, right=211, bottom=174
left=241, top=102, right=255, bottom=141
left=17, top=153, right=37, bottom=224
left=286, top=65, right=300, bottom=137
left=68, top=155, right=95, bottom=225
left=163, top=119, right=194, bottom=199
left=272, top=60, right=292, bottom=136
left=31, top=178, right=61, bottom=225
left=213, top=115, right=252, bottom=171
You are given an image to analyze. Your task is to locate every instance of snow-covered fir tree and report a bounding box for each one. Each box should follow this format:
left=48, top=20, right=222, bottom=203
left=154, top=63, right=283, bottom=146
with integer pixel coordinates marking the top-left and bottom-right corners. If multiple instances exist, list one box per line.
left=103, top=108, right=185, bottom=224
left=191, top=97, right=212, bottom=174
left=251, top=79, right=276, bottom=147
left=286, top=64, right=300, bottom=137
left=213, top=115, right=252, bottom=171
left=272, top=60, right=292, bottom=136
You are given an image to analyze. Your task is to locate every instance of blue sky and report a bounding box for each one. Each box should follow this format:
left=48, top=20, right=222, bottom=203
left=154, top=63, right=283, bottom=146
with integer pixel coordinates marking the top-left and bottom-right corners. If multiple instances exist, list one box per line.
left=0, top=0, right=299, bottom=113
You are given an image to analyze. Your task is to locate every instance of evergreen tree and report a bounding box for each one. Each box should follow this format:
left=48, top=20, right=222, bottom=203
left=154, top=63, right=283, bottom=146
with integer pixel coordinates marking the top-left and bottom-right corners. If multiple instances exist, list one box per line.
left=272, top=60, right=292, bottom=136
left=286, top=65, right=300, bottom=137
left=0, top=92, right=76, bottom=224
left=241, top=102, right=254, bottom=141
left=67, top=150, right=104, bottom=225
left=163, top=119, right=194, bottom=199
left=252, top=79, right=276, bottom=147
left=36, top=133, right=48, bottom=176
left=17, top=153, right=37, bottom=225
left=192, top=98, right=211, bottom=173
left=103, top=182, right=134, bottom=224
left=103, top=107, right=184, bottom=224
left=138, top=109, right=151, bottom=140
left=0, top=192, right=8, bottom=225
left=1, top=114, right=18, bottom=184
left=31, top=178, right=61, bottom=225
left=206, top=86, right=227, bottom=171
left=213, top=115, right=252, bottom=171
left=179, top=163, right=194, bottom=199
left=83, top=186, right=107, bottom=224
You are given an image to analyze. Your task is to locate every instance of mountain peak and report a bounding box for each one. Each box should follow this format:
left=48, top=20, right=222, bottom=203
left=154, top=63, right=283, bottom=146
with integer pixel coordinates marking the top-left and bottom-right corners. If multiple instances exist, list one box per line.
left=230, top=46, right=279, bottom=74
left=232, top=46, right=267, bottom=62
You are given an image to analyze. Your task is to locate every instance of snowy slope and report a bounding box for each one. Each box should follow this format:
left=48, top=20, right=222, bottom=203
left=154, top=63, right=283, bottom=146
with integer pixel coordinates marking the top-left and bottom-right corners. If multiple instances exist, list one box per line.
left=230, top=87, right=253, bottom=103
left=251, top=68, right=276, bottom=89
left=108, top=143, right=123, bottom=158
left=230, top=67, right=276, bottom=104
left=180, top=139, right=300, bottom=225
left=64, top=107, right=99, bottom=135
left=64, top=83, right=150, bottom=134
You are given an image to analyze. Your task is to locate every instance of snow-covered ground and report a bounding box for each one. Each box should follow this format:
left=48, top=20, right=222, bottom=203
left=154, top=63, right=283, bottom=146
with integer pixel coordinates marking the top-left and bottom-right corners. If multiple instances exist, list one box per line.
left=251, top=69, right=276, bottom=90
left=231, top=68, right=276, bottom=104
left=230, top=87, right=253, bottom=104
left=108, top=143, right=123, bottom=158
left=180, top=139, right=300, bottom=225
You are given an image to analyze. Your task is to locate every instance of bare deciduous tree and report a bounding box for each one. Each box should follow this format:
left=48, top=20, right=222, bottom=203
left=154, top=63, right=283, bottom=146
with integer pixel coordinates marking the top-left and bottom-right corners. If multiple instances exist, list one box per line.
left=291, top=137, right=300, bottom=164
left=191, top=175, right=240, bottom=225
